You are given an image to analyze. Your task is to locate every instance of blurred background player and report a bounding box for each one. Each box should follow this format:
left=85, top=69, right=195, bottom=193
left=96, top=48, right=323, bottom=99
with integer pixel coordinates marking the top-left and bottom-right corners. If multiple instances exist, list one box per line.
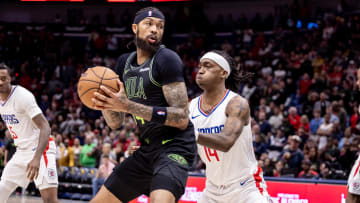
left=0, top=63, right=58, bottom=203
left=189, top=50, right=271, bottom=203
left=90, top=7, right=196, bottom=203
left=346, top=68, right=360, bottom=203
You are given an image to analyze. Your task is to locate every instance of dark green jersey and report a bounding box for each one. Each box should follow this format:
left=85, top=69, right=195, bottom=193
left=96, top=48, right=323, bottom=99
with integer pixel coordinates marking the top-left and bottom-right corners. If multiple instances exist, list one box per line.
left=114, top=46, right=196, bottom=155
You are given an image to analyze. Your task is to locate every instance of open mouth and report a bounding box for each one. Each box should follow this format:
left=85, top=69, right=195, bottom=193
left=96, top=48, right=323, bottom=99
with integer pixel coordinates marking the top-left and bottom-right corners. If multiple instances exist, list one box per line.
left=148, top=36, right=157, bottom=44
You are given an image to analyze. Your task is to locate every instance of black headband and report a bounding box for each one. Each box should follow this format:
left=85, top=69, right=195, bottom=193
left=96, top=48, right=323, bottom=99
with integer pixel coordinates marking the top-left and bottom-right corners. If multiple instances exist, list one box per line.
left=133, top=10, right=165, bottom=24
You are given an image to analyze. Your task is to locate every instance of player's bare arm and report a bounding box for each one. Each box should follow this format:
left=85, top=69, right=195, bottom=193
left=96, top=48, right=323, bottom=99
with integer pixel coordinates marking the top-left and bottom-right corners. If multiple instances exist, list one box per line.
left=102, top=110, right=125, bottom=130
left=197, top=96, right=250, bottom=152
left=93, top=80, right=189, bottom=130
left=27, top=113, right=51, bottom=181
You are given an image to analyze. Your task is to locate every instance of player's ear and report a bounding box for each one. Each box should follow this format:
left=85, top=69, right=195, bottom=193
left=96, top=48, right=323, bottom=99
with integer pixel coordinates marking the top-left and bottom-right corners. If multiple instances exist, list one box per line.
left=220, top=70, right=228, bottom=79
left=132, top=24, right=138, bottom=35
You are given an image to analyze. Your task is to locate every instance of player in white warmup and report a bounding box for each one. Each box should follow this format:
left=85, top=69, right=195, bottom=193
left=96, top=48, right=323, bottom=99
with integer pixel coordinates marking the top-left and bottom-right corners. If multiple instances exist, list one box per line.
left=346, top=68, right=360, bottom=203
left=189, top=51, right=271, bottom=203
left=0, top=63, right=58, bottom=203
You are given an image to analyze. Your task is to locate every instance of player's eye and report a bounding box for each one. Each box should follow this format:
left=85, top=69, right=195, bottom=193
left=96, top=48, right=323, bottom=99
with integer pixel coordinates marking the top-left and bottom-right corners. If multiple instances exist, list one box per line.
left=0, top=77, right=7, bottom=81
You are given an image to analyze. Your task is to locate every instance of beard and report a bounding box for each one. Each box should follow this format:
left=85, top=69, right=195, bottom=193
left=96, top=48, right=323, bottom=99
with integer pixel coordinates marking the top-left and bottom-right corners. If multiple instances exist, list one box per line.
left=135, top=33, right=162, bottom=55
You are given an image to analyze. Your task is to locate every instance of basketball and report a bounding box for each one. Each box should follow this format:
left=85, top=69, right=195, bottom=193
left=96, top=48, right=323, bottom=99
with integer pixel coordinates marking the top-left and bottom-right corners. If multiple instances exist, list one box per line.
left=77, top=66, right=119, bottom=109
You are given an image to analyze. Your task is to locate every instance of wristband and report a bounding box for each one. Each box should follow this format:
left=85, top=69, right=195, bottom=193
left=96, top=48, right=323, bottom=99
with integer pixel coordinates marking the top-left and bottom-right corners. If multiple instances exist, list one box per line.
left=151, top=106, right=167, bottom=124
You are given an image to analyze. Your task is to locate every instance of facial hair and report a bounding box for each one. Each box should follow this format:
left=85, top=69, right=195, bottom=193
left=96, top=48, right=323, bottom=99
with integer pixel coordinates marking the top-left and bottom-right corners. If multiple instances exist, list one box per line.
left=135, top=31, right=161, bottom=55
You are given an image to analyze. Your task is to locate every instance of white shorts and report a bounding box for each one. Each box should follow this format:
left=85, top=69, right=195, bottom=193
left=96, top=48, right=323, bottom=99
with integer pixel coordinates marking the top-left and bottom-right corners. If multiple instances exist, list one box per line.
left=199, top=167, right=271, bottom=203
left=0, top=138, right=58, bottom=190
left=348, top=155, right=360, bottom=195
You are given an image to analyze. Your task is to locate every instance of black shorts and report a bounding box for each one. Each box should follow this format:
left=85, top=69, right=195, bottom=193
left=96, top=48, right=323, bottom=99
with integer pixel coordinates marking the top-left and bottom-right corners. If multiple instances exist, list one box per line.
left=104, top=149, right=191, bottom=202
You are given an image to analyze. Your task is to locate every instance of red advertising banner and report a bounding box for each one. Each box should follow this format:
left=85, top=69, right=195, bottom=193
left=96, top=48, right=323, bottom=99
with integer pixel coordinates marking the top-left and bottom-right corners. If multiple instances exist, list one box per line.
left=129, top=176, right=348, bottom=203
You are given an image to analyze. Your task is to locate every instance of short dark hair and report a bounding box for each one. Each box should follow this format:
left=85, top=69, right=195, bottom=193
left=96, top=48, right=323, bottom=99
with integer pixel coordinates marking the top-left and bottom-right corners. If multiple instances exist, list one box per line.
left=0, top=63, right=11, bottom=76
left=209, top=50, right=253, bottom=92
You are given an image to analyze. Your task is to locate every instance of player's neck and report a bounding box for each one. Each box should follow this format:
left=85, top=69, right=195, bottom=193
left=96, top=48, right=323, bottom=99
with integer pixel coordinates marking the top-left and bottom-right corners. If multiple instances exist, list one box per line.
left=202, top=86, right=227, bottom=106
left=136, top=48, right=152, bottom=65
left=0, top=85, right=12, bottom=101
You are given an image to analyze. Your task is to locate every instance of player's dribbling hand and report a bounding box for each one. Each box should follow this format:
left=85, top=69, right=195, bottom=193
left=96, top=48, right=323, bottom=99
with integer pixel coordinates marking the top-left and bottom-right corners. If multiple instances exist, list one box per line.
left=92, top=79, right=129, bottom=112
left=26, top=157, right=41, bottom=181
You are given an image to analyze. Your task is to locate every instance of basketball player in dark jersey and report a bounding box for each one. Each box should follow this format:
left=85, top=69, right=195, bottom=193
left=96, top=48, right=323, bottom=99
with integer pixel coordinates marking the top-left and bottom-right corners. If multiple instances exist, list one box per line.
left=90, top=7, right=197, bottom=203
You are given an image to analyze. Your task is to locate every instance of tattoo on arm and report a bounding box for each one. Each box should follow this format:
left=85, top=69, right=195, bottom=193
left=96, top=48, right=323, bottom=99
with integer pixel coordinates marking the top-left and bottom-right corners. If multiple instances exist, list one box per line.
left=125, top=82, right=189, bottom=130
left=197, top=96, right=250, bottom=152
left=162, top=82, right=189, bottom=129
left=102, top=110, right=124, bottom=129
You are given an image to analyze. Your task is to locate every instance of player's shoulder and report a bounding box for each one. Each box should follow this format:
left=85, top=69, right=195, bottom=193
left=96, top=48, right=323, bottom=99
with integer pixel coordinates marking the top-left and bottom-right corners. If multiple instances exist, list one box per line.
left=156, top=47, right=181, bottom=61
left=226, top=91, right=249, bottom=110
left=117, top=52, right=133, bottom=64
left=13, top=85, right=34, bottom=97
left=190, top=94, right=201, bottom=104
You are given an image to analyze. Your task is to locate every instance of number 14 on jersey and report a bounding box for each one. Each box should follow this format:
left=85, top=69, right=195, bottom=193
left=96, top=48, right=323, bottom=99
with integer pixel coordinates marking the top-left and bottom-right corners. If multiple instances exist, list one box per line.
left=204, top=146, right=219, bottom=162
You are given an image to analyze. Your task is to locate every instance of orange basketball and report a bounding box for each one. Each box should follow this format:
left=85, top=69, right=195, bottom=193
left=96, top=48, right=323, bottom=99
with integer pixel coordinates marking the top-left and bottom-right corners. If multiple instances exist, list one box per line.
left=77, top=66, right=119, bottom=109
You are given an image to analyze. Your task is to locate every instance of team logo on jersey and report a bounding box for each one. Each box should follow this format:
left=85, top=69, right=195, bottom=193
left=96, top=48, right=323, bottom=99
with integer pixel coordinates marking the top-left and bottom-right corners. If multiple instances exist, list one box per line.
left=353, top=182, right=360, bottom=190
left=1, top=114, right=19, bottom=125
left=139, top=67, right=150, bottom=72
left=168, top=154, right=188, bottom=166
left=48, top=169, right=56, bottom=178
left=198, top=124, right=224, bottom=134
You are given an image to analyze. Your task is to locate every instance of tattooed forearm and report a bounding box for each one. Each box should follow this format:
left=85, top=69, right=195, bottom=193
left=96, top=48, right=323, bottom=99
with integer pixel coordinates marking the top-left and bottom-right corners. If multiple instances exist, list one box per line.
left=163, top=82, right=189, bottom=129
left=102, top=110, right=124, bottom=129
left=124, top=82, right=189, bottom=130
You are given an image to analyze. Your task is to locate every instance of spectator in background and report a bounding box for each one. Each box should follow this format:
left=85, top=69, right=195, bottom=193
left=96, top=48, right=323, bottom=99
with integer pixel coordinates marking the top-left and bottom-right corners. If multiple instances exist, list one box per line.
left=101, top=142, right=117, bottom=165
left=253, top=134, right=267, bottom=159
left=299, top=115, right=310, bottom=133
left=298, top=160, right=319, bottom=178
left=268, top=128, right=286, bottom=160
left=339, top=127, right=354, bottom=149
left=92, top=155, right=115, bottom=197
left=258, top=111, right=272, bottom=135
left=310, top=110, right=323, bottom=135
left=268, top=106, right=283, bottom=130
left=80, top=136, right=96, bottom=168
left=73, top=138, right=82, bottom=167
left=288, top=107, right=301, bottom=131
left=59, top=138, right=74, bottom=167
left=314, top=92, right=330, bottom=117
left=279, top=135, right=304, bottom=176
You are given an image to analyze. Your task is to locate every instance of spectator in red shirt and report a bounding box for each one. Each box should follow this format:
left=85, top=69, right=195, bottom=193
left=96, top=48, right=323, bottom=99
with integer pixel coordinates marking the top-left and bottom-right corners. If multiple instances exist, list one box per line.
left=298, top=160, right=319, bottom=178
left=288, top=107, right=301, bottom=130
left=299, top=73, right=312, bottom=96
left=299, top=115, right=310, bottom=133
left=350, top=105, right=359, bottom=130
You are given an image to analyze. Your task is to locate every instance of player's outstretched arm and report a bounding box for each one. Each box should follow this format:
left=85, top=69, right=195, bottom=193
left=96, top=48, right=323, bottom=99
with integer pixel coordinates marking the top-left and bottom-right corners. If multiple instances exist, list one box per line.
left=102, top=110, right=125, bottom=130
left=197, top=96, right=250, bottom=152
left=93, top=80, right=189, bottom=130
left=27, top=113, right=51, bottom=181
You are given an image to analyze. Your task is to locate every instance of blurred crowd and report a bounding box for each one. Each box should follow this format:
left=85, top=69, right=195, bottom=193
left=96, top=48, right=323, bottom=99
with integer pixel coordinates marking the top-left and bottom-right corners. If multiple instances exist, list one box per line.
left=0, top=5, right=359, bottom=194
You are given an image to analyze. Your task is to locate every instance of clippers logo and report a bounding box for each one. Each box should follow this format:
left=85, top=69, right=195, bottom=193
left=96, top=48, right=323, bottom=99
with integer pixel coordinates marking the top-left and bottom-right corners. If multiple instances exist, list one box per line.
left=48, top=169, right=55, bottom=177
left=1, top=114, right=19, bottom=125
left=148, top=11, right=152, bottom=17
left=353, top=182, right=360, bottom=190
left=157, top=111, right=166, bottom=116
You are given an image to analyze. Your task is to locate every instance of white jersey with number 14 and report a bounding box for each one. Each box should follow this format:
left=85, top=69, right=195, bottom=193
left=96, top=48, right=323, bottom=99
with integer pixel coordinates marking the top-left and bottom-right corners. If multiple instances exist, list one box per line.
left=189, top=90, right=258, bottom=186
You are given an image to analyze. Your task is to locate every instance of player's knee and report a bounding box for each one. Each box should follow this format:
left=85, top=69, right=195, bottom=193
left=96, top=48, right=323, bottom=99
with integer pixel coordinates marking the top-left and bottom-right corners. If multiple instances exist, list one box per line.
left=41, top=193, right=58, bottom=203
left=0, top=180, right=17, bottom=203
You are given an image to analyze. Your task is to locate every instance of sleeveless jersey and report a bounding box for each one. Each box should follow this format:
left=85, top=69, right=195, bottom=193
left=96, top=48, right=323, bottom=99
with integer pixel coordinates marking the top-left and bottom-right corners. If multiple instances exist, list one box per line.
left=0, top=85, right=42, bottom=150
left=189, top=90, right=258, bottom=186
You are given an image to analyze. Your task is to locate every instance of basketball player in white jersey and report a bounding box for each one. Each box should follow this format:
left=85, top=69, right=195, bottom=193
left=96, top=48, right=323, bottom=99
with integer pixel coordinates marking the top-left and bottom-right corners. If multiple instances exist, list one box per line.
left=0, top=63, right=58, bottom=203
left=189, top=51, right=271, bottom=203
left=346, top=68, right=360, bottom=203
